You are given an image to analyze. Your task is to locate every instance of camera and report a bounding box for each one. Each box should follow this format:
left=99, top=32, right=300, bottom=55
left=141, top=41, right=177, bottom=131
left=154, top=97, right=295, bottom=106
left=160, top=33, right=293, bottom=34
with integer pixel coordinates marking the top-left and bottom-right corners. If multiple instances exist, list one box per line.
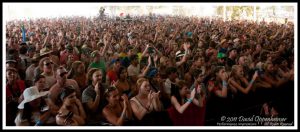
left=148, top=47, right=155, bottom=54
left=254, top=68, right=264, bottom=76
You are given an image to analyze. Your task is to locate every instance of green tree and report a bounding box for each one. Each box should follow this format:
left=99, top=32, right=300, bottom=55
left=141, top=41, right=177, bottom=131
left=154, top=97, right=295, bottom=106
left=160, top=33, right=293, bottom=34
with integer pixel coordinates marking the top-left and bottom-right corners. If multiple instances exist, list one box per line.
left=216, top=6, right=223, bottom=16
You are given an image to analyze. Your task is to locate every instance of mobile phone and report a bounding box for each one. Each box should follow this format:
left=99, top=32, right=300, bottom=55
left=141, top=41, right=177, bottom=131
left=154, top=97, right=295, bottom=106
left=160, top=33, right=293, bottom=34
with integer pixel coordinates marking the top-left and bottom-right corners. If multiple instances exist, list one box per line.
left=41, top=105, right=49, bottom=112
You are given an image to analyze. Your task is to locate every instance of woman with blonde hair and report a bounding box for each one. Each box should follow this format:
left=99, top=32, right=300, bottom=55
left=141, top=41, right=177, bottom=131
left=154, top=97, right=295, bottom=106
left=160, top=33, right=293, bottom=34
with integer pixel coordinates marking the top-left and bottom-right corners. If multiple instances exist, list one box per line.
left=130, top=78, right=171, bottom=125
left=228, top=65, right=258, bottom=95
left=228, top=65, right=258, bottom=114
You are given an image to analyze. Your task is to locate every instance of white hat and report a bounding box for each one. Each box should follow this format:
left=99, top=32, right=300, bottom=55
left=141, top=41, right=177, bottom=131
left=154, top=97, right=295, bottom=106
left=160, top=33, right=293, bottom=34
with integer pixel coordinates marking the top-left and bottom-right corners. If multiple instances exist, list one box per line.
left=175, top=50, right=185, bottom=58
left=233, top=38, right=240, bottom=43
left=18, top=87, right=49, bottom=109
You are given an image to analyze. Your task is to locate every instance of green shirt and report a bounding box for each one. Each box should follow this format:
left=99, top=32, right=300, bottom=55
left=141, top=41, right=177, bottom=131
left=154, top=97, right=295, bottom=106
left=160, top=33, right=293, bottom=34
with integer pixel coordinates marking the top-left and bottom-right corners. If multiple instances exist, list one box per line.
left=89, top=60, right=106, bottom=73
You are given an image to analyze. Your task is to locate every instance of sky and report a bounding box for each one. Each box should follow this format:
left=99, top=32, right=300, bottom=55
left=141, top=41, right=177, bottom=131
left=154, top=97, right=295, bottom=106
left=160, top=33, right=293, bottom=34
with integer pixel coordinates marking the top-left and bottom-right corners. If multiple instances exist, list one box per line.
left=4, top=3, right=101, bottom=21
left=3, top=3, right=295, bottom=22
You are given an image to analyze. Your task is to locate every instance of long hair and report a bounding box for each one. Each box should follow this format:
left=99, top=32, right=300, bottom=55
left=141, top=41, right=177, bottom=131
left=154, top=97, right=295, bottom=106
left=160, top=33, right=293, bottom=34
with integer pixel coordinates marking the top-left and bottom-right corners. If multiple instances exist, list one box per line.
left=38, top=57, right=50, bottom=73
left=230, top=65, right=241, bottom=79
left=117, top=66, right=127, bottom=80
left=60, top=86, right=76, bottom=102
left=136, top=78, right=148, bottom=93
left=86, top=68, right=102, bottom=85
left=67, top=61, right=85, bottom=79
left=171, top=80, right=187, bottom=105
left=210, top=66, right=225, bottom=88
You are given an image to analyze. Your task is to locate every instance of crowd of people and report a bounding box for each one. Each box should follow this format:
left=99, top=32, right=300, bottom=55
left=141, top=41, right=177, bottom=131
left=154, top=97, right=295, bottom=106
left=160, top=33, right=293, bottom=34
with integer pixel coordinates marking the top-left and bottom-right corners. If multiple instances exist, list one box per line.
left=5, top=14, right=294, bottom=126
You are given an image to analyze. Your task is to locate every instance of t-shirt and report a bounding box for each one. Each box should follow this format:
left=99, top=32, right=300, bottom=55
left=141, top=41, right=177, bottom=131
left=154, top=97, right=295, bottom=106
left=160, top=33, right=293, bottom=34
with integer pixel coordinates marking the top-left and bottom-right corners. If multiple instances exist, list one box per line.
left=6, top=80, right=26, bottom=126
left=82, top=84, right=107, bottom=125
left=127, top=64, right=140, bottom=77
left=26, top=64, right=37, bottom=83
left=226, top=58, right=236, bottom=69
left=60, top=52, right=79, bottom=66
left=89, top=60, right=106, bottom=73
left=107, top=70, right=118, bottom=85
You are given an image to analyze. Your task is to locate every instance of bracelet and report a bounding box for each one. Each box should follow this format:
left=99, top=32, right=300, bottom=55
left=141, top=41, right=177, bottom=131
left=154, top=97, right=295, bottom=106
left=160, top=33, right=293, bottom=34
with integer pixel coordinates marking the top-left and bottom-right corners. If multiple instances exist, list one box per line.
left=187, top=98, right=193, bottom=103
left=35, top=120, right=43, bottom=126
left=250, top=79, right=254, bottom=84
left=222, top=81, right=227, bottom=88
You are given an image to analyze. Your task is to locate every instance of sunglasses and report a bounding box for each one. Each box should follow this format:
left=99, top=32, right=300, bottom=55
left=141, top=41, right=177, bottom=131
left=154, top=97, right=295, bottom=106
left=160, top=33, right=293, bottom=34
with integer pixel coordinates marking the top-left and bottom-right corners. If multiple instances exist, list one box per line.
left=104, top=86, right=117, bottom=96
left=60, top=72, right=67, bottom=77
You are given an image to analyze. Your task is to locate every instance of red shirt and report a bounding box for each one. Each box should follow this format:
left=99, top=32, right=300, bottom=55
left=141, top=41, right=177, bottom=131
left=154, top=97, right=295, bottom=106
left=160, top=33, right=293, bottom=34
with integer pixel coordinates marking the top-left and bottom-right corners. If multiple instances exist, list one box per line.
left=107, top=70, right=118, bottom=85
left=60, top=51, right=79, bottom=65
left=167, top=103, right=202, bottom=126
left=6, top=80, right=26, bottom=100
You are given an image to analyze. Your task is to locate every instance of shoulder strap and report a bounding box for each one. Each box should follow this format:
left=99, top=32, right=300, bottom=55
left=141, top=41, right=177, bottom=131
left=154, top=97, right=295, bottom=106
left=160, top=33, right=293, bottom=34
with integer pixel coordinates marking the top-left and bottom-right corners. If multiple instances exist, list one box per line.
left=132, top=97, right=148, bottom=110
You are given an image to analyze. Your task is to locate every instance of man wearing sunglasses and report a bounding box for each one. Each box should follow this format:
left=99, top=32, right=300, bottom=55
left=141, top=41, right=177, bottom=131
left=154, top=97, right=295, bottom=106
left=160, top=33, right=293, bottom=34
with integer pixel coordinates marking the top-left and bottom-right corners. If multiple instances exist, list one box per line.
left=40, top=59, right=56, bottom=91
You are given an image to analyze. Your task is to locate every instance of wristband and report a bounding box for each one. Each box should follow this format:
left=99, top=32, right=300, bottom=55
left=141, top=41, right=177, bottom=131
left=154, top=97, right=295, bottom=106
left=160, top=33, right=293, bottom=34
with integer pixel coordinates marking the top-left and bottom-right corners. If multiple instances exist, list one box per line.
left=222, top=81, right=227, bottom=87
left=250, top=79, right=254, bottom=84
left=36, top=120, right=43, bottom=126
left=187, top=98, right=193, bottom=103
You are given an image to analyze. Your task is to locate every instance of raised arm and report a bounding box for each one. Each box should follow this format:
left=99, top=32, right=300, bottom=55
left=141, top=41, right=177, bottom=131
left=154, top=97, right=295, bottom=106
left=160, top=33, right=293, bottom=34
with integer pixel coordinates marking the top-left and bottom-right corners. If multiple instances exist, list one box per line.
left=229, top=71, right=258, bottom=94
left=83, top=83, right=101, bottom=113
left=171, top=88, right=196, bottom=114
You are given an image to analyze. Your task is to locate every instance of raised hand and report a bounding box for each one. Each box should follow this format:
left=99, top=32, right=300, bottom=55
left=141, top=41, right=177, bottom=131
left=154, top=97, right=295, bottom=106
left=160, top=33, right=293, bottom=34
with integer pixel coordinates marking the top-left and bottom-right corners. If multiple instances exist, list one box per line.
left=220, top=72, right=228, bottom=81
left=154, top=55, right=159, bottom=63
left=121, top=94, right=129, bottom=102
left=148, top=90, right=154, bottom=102
left=75, top=98, right=81, bottom=106
left=123, top=99, right=127, bottom=110
left=94, top=82, right=100, bottom=95
left=152, top=91, right=160, bottom=99
left=148, top=56, right=152, bottom=66
left=196, top=85, right=201, bottom=94
left=252, top=71, right=259, bottom=80
left=190, top=88, right=196, bottom=100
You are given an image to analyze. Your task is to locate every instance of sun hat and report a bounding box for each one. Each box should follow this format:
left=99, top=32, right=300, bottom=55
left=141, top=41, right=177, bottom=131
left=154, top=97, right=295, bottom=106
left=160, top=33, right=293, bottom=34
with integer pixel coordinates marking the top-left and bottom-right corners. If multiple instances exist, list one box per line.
left=175, top=50, right=185, bottom=58
left=40, top=48, right=53, bottom=56
left=18, top=87, right=49, bottom=109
